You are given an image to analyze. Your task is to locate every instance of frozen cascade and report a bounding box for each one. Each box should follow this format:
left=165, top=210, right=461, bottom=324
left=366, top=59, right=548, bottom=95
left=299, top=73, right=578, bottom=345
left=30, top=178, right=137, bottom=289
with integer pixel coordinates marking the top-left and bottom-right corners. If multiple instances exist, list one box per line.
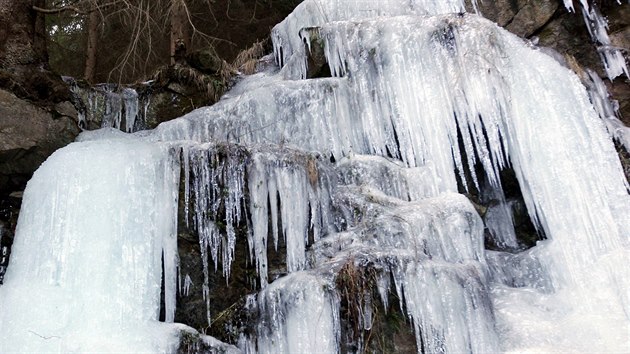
left=0, top=3, right=629, bottom=354
left=270, top=0, right=475, bottom=77
left=0, top=140, right=181, bottom=352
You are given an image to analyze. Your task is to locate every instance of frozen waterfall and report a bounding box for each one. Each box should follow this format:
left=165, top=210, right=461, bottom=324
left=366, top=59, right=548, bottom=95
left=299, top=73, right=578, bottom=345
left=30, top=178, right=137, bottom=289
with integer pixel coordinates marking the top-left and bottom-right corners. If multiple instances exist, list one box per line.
left=1, top=1, right=629, bottom=353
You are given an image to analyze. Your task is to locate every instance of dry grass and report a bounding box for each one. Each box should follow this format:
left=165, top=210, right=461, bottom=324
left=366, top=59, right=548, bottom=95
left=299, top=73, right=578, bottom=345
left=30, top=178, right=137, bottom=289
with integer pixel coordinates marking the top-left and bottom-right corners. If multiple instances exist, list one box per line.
left=150, top=38, right=269, bottom=101
left=153, top=61, right=235, bottom=101
left=336, top=260, right=380, bottom=353
left=232, top=38, right=269, bottom=75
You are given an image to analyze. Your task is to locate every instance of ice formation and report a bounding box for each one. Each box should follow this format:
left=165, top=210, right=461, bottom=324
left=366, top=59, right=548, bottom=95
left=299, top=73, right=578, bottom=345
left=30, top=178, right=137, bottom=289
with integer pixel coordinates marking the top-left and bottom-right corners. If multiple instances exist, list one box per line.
left=66, top=84, right=145, bottom=132
left=0, top=140, right=181, bottom=352
left=563, top=0, right=628, bottom=79
left=1, top=1, right=629, bottom=353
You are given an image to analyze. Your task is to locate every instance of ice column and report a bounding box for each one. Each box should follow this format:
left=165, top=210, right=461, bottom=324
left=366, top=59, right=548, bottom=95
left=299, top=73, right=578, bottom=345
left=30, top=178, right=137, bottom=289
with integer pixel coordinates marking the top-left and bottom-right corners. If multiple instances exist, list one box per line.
left=0, top=139, right=181, bottom=353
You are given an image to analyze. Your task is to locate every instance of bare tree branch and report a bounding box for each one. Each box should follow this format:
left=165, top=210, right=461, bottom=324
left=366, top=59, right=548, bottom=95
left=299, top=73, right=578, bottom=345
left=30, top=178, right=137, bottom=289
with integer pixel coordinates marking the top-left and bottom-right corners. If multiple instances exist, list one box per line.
left=32, top=5, right=85, bottom=15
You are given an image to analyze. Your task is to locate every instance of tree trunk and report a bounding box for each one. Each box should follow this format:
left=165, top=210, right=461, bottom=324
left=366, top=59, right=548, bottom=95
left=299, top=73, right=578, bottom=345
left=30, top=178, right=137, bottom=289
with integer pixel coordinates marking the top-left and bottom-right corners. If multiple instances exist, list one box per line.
left=0, top=0, right=47, bottom=70
left=0, top=0, right=69, bottom=103
left=84, top=10, right=99, bottom=83
left=170, top=0, right=190, bottom=64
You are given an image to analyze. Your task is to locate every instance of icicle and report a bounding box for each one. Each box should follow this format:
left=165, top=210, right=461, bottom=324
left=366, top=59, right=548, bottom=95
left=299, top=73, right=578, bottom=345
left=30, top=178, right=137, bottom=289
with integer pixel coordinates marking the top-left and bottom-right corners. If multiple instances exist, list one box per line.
left=244, top=149, right=334, bottom=285
left=246, top=154, right=271, bottom=286
left=580, top=5, right=628, bottom=80
left=584, top=69, right=630, bottom=152
left=182, top=274, right=193, bottom=297
left=562, top=0, right=628, bottom=79
left=103, top=91, right=122, bottom=129
left=122, top=88, right=139, bottom=133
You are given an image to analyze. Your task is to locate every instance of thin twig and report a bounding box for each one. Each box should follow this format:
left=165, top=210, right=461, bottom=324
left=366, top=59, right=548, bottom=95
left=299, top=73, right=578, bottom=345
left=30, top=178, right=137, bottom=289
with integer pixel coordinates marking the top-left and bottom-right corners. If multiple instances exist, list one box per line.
left=28, top=330, right=61, bottom=340
left=32, top=5, right=85, bottom=14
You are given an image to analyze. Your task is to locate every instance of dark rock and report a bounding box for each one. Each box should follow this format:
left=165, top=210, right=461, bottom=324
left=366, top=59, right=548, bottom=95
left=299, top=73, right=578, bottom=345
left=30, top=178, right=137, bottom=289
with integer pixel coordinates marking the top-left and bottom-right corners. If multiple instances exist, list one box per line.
left=0, top=191, right=21, bottom=285
left=302, top=28, right=331, bottom=79
left=0, top=89, right=80, bottom=193
left=188, top=48, right=225, bottom=75
left=467, top=0, right=558, bottom=37
left=505, top=0, right=558, bottom=37
left=537, top=10, right=604, bottom=74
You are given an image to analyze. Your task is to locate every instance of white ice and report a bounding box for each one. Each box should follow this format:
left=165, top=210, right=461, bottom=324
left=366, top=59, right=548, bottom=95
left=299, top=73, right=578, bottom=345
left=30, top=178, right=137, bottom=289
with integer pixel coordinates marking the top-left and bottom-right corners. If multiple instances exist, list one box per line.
left=242, top=272, right=339, bottom=354
left=0, top=140, right=181, bottom=353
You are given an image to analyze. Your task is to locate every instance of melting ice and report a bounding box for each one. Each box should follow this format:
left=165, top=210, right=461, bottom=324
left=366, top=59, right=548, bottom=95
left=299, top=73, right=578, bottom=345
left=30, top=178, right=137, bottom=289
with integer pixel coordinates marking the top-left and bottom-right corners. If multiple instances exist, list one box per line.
left=1, top=1, right=629, bottom=353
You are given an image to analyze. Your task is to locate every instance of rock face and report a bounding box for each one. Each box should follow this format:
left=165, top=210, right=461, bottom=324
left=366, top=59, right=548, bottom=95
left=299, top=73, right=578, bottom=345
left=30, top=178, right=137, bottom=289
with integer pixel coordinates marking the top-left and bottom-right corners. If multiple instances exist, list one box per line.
left=468, top=0, right=558, bottom=37
left=0, top=89, right=79, bottom=193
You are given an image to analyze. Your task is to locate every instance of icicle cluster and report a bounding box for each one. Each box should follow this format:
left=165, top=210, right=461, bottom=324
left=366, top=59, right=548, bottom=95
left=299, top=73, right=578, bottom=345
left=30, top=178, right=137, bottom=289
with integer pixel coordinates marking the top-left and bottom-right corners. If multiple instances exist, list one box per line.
left=584, top=68, right=630, bottom=151
left=563, top=0, right=628, bottom=79
left=270, top=0, right=473, bottom=78
left=65, top=84, right=145, bottom=132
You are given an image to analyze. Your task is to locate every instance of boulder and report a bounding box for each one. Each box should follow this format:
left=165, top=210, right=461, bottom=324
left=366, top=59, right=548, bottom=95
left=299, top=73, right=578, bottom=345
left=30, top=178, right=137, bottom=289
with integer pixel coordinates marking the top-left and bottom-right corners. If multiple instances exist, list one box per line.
left=188, top=47, right=225, bottom=75
left=467, top=0, right=558, bottom=37
left=0, top=89, right=80, bottom=193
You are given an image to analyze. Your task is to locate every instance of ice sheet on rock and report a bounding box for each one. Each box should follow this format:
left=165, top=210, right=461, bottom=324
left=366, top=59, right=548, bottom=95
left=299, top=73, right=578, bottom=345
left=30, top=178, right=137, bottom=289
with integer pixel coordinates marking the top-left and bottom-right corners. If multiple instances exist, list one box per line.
left=0, top=140, right=181, bottom=353
left=336, top=155, right=447, bottom=201
left=102, top=90, right=122, bottom=129
left=396, top=260, right=500, bottom=353
left=484, top=201, right=519, bottom=250
left=479, top=181, right=519, bottom=251
left=150, top=76, right=412, bottom=166
left=77, top=126, right=138, bottom=142
left=314, top=190, right=500, bottom=353
left=244, top=272, right=339, bottom=354
left=152, top=78, right=353, bottom=155
left=270, top=0, right=472, bottom=78
left=326, top=190, right=487, bottom=269
left=75, top=86, right=144, bottom=133
left=486, top=248, right=553, bottom=292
